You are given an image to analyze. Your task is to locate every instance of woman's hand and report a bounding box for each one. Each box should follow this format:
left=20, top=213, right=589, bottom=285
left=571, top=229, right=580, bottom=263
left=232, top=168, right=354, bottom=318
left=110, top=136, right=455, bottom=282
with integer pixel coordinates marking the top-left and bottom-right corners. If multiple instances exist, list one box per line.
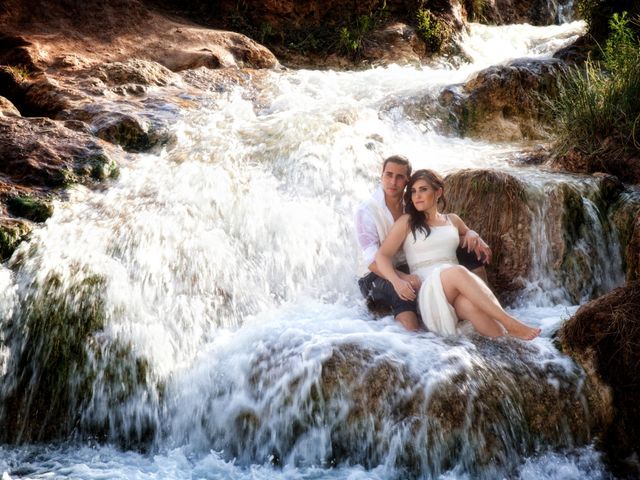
left=393, top=278, right=416, bottom=301
left=462, top=230, right=492, bottom=264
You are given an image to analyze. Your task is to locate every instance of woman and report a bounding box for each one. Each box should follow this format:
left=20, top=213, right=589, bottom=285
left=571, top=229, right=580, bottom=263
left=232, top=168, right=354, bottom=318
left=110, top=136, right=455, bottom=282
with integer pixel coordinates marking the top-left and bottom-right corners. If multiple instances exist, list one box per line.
left=376, top=169, right=540, bottom=340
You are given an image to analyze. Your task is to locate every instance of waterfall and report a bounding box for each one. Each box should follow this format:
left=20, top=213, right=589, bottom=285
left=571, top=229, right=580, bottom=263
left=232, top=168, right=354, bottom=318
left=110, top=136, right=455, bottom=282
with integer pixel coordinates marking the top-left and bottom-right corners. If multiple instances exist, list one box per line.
left=0, top=18, right=624, bottom=480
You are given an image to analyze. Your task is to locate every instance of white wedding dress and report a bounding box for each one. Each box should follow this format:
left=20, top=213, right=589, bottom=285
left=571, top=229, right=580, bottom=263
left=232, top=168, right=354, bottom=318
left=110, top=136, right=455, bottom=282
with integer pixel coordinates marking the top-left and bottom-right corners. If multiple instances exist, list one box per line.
left=403, top=216, right=465, bottom=335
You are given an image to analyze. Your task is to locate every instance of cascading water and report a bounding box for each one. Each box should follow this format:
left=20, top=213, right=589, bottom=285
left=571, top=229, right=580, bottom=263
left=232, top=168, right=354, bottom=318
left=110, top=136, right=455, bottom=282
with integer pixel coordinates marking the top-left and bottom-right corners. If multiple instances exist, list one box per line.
left=0, top=19, right=623, bottom=479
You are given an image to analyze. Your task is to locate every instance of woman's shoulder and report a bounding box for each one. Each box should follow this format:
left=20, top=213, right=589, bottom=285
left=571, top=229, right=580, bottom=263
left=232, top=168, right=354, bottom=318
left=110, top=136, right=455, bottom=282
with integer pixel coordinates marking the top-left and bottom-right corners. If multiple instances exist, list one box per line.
left=446, top=213, right=462, bottom=224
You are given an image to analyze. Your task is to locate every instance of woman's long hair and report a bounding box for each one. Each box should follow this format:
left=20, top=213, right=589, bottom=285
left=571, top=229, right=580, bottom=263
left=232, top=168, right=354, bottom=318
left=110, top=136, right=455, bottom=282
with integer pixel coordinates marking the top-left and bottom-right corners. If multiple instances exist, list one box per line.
left=404, top=169, right=447, bottom=241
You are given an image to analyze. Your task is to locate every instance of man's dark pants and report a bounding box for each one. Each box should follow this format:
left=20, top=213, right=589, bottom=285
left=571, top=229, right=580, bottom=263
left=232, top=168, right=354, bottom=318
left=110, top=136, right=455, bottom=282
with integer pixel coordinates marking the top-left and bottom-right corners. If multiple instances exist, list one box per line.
left=358, top=247, right=485, bottom=317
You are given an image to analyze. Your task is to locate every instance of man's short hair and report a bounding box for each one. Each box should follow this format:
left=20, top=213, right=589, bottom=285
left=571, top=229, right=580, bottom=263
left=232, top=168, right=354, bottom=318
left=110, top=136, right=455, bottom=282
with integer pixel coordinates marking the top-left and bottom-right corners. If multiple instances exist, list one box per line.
left=382, top=155, right=412, bottom=177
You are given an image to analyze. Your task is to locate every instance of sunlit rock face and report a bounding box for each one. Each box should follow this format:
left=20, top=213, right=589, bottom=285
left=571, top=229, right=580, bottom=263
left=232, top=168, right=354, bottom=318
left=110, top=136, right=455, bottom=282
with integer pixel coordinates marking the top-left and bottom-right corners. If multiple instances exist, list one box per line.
left=558, top=281, right=640, bottom=467
left=441, top=58, right=566, bottom=142
left=0, top=117, right=116, bottom=187
left=0, top=96, right=20, bottom=117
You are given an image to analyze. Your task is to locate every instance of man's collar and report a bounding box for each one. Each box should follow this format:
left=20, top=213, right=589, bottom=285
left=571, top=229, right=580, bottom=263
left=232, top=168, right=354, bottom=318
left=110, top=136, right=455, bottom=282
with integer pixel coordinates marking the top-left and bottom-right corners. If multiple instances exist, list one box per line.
left=376, top=184, right=404, bottom=208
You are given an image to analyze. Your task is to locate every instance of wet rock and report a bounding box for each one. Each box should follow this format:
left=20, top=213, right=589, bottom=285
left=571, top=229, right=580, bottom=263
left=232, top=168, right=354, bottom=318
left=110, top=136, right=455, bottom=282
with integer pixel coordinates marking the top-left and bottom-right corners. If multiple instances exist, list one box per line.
left=91, top=110, right=171, bottom=152
left=200, top=338, right=603, bottom=475
left=445, top=169, right=532, bottom=300
left=442, top=58, right=566, bottom=142
left=557, top=281, right=640, bottom=468
left=0, top=217, right=31, bottom=261
left=553, top=34, right=592, bottom=65
left=5, top=194, right=53, bottom=223
left=0, top=264, right=158, bottom=445
left=0, top=116, right=117, bottom=187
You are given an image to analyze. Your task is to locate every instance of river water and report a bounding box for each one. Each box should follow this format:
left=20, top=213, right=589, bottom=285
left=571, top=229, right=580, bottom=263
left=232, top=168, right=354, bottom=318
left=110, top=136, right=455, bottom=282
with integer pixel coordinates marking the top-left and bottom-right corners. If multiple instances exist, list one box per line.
left=0, top=19, right=621, bottom=480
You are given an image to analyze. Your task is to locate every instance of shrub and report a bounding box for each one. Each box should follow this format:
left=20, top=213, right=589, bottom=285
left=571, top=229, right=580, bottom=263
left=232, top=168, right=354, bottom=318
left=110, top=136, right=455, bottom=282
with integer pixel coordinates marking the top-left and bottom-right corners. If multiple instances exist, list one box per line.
left=550, top=12, right=640, bottom=158
left=416, top=8, right=444, bottom=53
left=337, top=2, right=388, bottom=58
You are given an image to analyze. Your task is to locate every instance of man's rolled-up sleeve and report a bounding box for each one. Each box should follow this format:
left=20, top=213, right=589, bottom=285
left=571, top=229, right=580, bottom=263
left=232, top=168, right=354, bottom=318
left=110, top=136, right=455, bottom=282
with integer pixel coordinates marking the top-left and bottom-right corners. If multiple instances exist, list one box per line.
left=355, top=206, right=380, bottom=269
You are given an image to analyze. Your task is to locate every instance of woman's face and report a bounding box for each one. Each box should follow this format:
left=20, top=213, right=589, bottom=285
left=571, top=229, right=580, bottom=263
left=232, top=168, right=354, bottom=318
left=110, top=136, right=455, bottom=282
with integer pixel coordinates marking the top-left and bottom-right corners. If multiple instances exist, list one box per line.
left=410, top=178, right=440, bottom=212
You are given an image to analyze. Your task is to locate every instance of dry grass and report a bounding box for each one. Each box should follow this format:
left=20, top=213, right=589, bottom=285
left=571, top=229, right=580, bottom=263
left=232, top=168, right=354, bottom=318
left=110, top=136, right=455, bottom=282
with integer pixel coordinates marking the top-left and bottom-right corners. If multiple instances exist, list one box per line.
left=558, top=281, right=640, bottom=466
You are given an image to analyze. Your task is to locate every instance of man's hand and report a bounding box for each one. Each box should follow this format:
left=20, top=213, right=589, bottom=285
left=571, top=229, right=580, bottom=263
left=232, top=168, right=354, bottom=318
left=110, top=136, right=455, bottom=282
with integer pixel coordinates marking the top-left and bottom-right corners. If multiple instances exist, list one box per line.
left=398, top=271, right=422, bottom=291
left=392, top=278, right=416, bottom=301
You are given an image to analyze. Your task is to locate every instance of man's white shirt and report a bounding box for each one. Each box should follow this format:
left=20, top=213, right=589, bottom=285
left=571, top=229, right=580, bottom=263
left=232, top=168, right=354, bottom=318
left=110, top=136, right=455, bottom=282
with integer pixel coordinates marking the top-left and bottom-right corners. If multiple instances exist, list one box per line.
left=354, top=185, right=406, bottom=278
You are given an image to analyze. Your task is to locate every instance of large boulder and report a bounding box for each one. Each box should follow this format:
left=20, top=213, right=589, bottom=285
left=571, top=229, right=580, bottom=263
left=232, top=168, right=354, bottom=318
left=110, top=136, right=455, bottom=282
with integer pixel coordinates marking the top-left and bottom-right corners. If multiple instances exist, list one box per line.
left=440, top=58, right=566, bottom=142
left=557, top=281, right=640, bottom=470
left=445, top=169, right=636, bottom=304
left=0, top=95, right=20, bottom=117
left=177, top=337, right=606, bottom=475
left=466, top=0, right=574, bottom=25
left=0, top=116, right=117, bottom=187
left=445, top=170, right=532, bottom=300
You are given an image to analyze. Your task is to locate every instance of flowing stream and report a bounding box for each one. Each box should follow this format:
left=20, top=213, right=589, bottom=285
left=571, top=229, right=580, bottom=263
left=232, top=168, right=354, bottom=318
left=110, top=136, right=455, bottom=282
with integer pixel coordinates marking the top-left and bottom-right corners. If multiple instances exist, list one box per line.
left=0, top=19, right=624, bottom=480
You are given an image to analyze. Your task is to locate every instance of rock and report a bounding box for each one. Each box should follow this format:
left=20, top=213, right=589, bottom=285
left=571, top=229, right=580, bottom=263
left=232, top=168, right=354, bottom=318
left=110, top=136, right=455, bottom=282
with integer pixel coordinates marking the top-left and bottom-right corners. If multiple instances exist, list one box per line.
left=445, top=169, right=532, bottom=300
left=466, top=0, right=573, bottom=25
left=362, top=22, right=426, bottom=66
left=92, top=59, right=179, bottom=87
left=549, top=148, right=640, bottom=185
left=0, top=217, right=32, bottom=261
left=0, top=264, right=158, bottom=445
left=5, top=194, right=53, bottom=223
left=91, top=110, right=171, bottom=152
left=442, top=58, right=566, bottom=142
left=557, top=281, right=640, bottom=467
left=201, top=339, right=603, bottom=474
left=0, top=96, right=20, bottom=117
left=553, top=34, right=593, bottom=65
left=0, top=33, right=43, bottom=72
left=611, top=190, right=640, bottom=283
left=0, top=116, right=117, bottom=187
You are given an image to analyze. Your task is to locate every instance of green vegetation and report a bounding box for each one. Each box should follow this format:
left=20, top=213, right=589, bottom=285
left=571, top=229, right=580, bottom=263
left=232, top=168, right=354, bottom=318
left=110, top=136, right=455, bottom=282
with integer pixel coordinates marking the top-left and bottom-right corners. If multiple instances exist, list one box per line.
left=0, top=268, right=156, bottom=445
left=3, top=64, right=30, bottom=81
left=6, top=195, right=53, bottom=222
left=0, top=220, right=31, bottom=261
left=464, top=0, right=489, bottom=22
left=416, top=8, right=445, bottom=52
left=337, top=2, right=388, bottom=58
left=550, top=12, right=640, bottom=160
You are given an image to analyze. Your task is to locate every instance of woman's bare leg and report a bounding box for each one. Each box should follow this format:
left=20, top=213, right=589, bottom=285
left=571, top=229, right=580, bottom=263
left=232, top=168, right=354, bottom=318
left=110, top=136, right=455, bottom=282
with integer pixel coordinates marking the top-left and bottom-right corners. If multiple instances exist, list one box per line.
left=441, top=266, right=540, bottom=340
left=453, top=296, right=504, bottom=337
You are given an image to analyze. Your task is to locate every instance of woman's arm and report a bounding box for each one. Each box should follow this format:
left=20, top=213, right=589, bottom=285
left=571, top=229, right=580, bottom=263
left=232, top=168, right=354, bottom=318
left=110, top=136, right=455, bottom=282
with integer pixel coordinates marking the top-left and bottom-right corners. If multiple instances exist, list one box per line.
left=376, top=215, right=416, bottom=300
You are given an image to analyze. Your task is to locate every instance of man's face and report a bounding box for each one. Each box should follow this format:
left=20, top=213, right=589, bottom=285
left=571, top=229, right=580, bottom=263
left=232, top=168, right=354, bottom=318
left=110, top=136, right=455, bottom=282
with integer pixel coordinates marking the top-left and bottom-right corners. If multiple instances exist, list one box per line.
left=381, top=162, right=409, bottom=199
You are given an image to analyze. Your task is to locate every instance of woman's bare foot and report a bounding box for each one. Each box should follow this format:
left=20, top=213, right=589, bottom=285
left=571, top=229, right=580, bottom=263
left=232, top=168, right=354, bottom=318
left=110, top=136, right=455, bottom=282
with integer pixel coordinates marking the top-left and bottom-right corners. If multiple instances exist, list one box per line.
left=506, top=321, right=541, bottom=340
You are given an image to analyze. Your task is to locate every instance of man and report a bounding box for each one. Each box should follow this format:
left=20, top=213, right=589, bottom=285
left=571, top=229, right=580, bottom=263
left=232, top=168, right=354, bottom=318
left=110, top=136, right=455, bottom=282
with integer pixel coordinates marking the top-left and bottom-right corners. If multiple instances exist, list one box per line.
left=355, top=155, right=491, bottom=331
